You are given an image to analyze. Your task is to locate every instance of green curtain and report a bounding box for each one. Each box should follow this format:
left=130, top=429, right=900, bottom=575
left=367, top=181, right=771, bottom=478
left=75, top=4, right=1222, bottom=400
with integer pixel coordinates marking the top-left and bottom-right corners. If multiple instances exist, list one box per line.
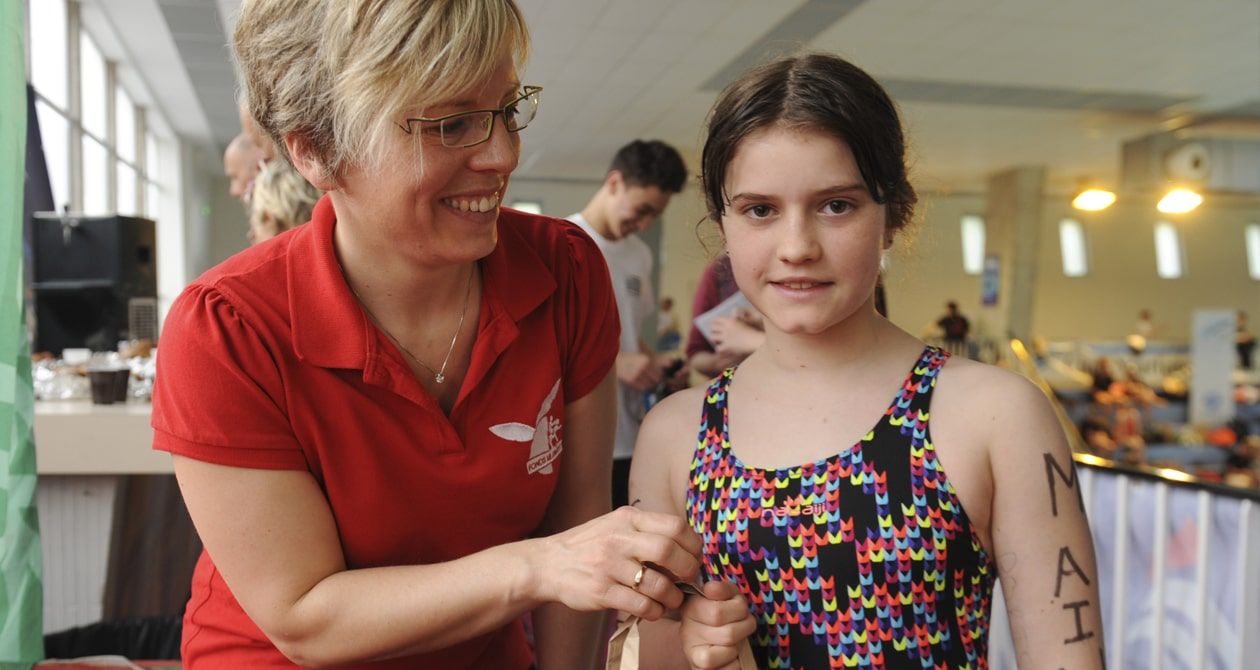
left=0, top=3, right=46, bottom=668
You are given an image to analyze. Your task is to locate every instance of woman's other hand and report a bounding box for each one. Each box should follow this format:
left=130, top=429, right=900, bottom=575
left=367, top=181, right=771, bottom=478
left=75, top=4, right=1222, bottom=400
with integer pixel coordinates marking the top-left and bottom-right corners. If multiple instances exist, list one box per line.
left=617, top=351, right=666, bottom=391
left=678, top=580, right=756, bottom=669
left=529, top=506, right=702, bottom=620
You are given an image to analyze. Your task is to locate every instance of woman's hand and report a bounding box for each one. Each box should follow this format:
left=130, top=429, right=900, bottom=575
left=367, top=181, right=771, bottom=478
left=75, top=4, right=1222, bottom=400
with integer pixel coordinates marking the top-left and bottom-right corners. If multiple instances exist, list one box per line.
left=529, top=506, right=702, bottom=621
left=678, top=580, right=756, bottom=669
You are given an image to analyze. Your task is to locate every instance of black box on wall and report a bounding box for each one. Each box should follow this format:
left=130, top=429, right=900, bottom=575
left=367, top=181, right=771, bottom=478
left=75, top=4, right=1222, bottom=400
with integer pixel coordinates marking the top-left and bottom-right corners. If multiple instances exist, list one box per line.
left=31, top=214, right=157, bottom=354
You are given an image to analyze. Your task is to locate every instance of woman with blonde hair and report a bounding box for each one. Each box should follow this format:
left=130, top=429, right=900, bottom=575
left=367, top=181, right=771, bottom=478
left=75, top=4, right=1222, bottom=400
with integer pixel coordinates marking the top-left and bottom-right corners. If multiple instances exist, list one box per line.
left=247, top=159, right=322, bottom=243
left=152, top=1, right=700, bottom=667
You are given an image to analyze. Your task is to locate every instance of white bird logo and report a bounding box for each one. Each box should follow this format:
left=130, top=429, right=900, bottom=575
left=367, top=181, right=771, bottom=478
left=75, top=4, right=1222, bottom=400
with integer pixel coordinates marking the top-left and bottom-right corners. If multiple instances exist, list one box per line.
left=489, top=378, right=562, bottom=475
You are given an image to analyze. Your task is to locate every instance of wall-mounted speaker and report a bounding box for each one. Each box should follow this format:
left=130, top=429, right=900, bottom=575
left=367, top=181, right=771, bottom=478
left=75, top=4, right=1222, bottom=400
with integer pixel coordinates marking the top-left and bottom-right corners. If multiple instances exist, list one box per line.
left=30, top=214, right=157, bottom=354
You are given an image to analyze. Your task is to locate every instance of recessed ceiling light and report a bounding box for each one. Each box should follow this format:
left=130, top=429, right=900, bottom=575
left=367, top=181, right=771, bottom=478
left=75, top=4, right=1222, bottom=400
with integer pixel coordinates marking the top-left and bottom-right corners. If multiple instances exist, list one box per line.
left=1072, top=188, right=1116, bottom=211
left=1156, top=188, right=1203, bottom=214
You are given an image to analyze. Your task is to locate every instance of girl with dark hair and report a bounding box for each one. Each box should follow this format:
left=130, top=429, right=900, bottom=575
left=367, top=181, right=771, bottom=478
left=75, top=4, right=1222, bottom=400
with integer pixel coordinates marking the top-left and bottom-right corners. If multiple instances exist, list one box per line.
left=630, top=53, right=1103, bottom=669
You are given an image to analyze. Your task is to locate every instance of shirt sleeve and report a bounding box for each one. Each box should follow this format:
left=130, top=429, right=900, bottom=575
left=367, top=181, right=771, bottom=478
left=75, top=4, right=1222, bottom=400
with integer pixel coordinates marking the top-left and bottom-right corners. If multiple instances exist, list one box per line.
left=557, top=225, right=620, bottom=402
left=151, top=284, right=308, bottom=470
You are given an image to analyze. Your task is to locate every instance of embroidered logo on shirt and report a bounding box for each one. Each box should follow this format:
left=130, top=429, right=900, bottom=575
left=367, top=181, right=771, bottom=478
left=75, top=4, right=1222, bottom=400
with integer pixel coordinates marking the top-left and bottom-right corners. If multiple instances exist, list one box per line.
left=489, top=378, right=563, bottom=475
left=759, top=497, right=833, bottom=519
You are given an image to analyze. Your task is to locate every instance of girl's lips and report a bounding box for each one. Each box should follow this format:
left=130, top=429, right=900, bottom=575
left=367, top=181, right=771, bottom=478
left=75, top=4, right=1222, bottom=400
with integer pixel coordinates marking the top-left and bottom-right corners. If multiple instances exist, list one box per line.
left=774, top=280, right=827, bottom=290
left=771, top=278, right=831, bottom=289
left=769, top=279, right=833, bottom=300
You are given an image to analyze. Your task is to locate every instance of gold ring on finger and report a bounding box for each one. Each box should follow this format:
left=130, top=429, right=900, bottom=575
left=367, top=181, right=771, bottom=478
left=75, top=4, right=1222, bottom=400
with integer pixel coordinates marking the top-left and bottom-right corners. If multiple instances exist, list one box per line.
left=632, top=564, right=646, bottom=590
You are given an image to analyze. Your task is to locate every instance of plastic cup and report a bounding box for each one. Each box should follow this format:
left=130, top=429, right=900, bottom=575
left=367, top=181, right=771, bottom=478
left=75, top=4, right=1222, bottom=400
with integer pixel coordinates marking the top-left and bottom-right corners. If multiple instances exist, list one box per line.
left=89, top=369, right=118, bottom=405
left=112, top=369, right=131, bottom=402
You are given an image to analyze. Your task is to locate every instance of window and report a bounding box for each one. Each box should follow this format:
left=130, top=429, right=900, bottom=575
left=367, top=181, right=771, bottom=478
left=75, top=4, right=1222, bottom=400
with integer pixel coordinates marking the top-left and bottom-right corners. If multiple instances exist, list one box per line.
left=82, top=136, right=109, bottom=215
left=144, top=131, right=159, bottom=216
left=117, top=165, right=137, bottom=216
left=145, top=131, right=158, bottom=179
left=1154, top=222, right=1184, bottom=279
left=960, top=215, right=985, bottom=275
left=29, top=0, right=68, bottom=109
left=116, top=87, right=136, bottom=162
left=35, top=99, right=70, bottom=211
left=25, top=0, right=185, bottom=331
left=79, top=32, right=108, bottom=140
left=1058, top=218, right=1088, bottom=277
left=27, top=3, right=170, bottom=220
left=147, top=181, right=161, bottom=221
left=1246, top=224, right=1260, bottom=280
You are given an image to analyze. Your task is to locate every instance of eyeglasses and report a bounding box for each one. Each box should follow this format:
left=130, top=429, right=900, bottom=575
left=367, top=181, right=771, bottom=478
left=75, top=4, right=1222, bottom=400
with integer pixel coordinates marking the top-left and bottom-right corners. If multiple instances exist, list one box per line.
left=401, top=86, right=543, bottom=148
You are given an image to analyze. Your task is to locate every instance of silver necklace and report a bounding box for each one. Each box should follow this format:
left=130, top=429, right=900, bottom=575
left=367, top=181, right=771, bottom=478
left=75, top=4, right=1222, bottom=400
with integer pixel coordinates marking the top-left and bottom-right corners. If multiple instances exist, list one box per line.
left=351, top=265, right=475, bottom=384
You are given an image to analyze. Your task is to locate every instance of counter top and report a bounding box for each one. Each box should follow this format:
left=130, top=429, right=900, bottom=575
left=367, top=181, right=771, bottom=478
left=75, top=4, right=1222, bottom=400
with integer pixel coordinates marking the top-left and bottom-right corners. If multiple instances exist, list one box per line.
left=34, top=400, right=171, bottom=474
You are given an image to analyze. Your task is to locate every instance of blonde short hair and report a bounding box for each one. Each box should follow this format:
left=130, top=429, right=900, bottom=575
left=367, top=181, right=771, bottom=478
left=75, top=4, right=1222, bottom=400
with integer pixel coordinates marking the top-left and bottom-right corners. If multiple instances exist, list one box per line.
left=250, top=160, right=323, bottom=239
left=233, top=0, right=529, bottom=179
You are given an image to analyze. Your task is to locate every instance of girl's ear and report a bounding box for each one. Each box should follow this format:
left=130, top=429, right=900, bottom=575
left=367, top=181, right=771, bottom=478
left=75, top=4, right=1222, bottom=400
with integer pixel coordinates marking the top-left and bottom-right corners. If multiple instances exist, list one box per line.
left=284, top=135, right=336, bottom=191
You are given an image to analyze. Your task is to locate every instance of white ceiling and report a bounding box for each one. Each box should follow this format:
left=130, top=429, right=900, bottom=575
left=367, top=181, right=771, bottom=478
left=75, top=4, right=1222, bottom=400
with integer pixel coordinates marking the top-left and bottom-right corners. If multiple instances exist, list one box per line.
left=99, top=0, right=1260, bottom=193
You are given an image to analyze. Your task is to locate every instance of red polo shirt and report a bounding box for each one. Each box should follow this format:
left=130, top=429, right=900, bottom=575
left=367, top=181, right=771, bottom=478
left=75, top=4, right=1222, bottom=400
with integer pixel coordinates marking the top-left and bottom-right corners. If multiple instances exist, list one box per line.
left=152, top=197, right=619, bottom=669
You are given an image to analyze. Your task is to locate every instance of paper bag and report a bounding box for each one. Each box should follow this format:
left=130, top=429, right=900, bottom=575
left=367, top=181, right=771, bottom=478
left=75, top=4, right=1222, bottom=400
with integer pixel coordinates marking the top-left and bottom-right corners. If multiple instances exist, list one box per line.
left=605, top=583, right=758, bottom=670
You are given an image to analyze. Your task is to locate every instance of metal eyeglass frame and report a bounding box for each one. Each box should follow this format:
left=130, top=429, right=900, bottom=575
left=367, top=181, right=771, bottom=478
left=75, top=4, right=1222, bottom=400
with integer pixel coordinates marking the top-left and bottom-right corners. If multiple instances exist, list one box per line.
left=399, top=85, right=543, bottom=148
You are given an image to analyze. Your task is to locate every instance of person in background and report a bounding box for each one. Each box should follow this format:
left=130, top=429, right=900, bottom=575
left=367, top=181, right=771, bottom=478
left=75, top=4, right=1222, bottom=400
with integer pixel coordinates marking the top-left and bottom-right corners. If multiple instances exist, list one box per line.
left=1135, top=308, right=1155, bottom=340
left=154, top=2, right=700, bottom=668
left=936, top=299, right=970, bottom=356
left=247, top=159, right=322, bottom=244
left=655, top=296, right=681, bottom=352
left=1089, top=356, right=1116, bottom=404
left=223, top=132, right=265, bottom=203
left=1126, top=308, right=1156, bottom=355
left=566, top=139, right=689, bottom=509
left=630, top=52, right=1103, bottom=669
left=1237, top=310, right=1256, bottom=370
left=685, top=255, right=765, bottom=378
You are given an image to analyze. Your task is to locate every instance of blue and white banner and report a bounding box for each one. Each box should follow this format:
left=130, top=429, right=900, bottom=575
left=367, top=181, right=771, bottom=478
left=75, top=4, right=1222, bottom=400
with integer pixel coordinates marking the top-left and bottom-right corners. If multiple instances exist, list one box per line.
left=1191, top=309, right=1236, bottom=427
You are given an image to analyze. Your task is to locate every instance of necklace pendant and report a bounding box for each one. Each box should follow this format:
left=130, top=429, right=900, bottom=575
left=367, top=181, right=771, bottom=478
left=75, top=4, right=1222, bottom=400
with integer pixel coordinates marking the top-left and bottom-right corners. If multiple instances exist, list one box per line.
left=434, top=373, right=445, bottom=384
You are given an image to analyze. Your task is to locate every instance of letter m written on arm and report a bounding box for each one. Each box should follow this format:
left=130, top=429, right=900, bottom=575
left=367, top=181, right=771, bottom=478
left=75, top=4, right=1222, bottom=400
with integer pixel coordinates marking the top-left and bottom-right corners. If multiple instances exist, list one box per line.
left=1044, top=453, right=1085, bottom=518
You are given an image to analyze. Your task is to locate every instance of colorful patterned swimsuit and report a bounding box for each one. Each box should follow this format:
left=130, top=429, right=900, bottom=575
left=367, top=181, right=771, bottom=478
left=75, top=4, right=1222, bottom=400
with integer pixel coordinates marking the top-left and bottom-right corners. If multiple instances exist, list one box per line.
left=686, top=346, right=996, bottom=670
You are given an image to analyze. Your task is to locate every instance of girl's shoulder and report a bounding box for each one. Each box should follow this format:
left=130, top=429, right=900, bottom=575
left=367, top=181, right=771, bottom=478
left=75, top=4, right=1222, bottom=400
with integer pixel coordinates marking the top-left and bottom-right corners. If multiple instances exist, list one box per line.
left=632, top=383, right=712, bottom=514
left=937, top=355, right=1045, bottom=407
left=635, top=383, right=712, bottom=466
left=932, top=355, right=1063, bottom=448
left=640, top=382, right=713, bottom=441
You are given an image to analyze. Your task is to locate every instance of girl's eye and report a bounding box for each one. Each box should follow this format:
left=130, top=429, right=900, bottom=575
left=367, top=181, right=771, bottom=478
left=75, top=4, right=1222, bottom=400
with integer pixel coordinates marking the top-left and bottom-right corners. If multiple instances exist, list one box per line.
left=824, top=199, right=853, bottom=215
left=746, top=204, right=773, bottom=218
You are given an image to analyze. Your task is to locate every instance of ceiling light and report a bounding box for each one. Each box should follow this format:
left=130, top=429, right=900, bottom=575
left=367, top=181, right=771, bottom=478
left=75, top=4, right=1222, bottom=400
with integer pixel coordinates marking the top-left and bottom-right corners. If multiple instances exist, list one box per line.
left=1072, top=188, right=1116, bottom=211
left=1156, top=188, right=1203, bottom=214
